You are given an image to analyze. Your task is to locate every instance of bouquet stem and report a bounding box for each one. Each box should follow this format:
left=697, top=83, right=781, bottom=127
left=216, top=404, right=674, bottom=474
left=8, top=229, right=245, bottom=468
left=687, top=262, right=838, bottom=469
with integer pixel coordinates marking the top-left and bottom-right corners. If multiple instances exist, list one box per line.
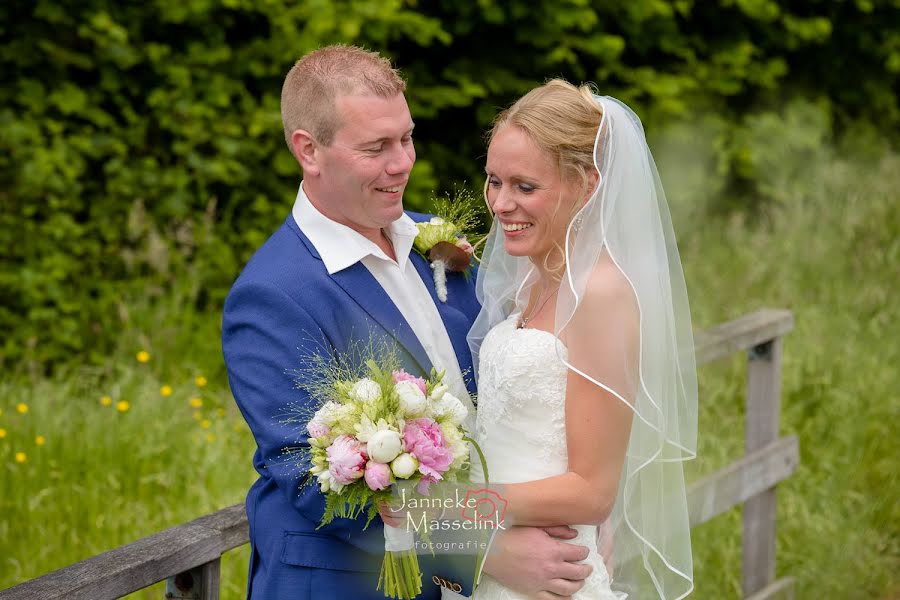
left=378, top=524, right=422, bottom=599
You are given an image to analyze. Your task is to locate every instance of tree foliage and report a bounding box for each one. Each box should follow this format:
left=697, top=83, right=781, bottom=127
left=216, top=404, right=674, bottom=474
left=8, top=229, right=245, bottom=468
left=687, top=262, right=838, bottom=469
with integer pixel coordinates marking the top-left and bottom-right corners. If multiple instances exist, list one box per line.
left=1, top=0, right=897, bottom=368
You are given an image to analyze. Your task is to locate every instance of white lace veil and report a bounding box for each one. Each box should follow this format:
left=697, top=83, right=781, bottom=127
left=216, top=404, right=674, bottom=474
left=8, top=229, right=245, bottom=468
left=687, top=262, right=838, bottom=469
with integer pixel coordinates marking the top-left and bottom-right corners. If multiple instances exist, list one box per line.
left=468, top=95, right=697, bottom=599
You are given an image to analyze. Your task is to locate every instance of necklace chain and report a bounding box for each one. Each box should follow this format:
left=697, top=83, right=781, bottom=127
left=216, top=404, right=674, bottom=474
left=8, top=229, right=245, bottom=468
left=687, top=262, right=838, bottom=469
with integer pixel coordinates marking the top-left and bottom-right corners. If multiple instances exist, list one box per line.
left=519, top=284, right=559, bottom=329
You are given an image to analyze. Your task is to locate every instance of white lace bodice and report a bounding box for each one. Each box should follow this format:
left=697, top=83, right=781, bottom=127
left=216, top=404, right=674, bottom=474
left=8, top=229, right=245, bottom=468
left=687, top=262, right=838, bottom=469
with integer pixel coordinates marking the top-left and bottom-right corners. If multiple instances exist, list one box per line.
left=470, top=316, right=625, bottom=599
left=475, top=316, right=569, bottom=479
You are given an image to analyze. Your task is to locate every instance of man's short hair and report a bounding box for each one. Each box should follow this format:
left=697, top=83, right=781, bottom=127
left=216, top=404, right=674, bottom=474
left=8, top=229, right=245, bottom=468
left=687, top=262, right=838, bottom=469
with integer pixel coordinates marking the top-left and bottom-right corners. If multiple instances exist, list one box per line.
left=281, top=45, right=406, bottom=148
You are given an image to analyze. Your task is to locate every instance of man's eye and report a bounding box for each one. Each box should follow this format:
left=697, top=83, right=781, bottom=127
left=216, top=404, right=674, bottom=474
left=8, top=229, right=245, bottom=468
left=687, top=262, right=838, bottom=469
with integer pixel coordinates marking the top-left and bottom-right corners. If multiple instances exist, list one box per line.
left=366, top=146, right=384, bottom=153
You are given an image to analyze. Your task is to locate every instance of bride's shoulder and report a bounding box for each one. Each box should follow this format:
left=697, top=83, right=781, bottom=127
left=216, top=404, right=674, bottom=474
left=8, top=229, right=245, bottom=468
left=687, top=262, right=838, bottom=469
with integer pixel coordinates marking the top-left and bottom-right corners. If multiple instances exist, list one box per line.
left=580, top=254, right=637, bottom=311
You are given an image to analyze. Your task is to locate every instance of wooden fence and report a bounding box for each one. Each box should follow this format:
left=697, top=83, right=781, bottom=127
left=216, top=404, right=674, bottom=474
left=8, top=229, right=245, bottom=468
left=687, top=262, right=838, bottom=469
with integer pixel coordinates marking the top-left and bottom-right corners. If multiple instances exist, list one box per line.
left=0, top=308, right=797, bottom=600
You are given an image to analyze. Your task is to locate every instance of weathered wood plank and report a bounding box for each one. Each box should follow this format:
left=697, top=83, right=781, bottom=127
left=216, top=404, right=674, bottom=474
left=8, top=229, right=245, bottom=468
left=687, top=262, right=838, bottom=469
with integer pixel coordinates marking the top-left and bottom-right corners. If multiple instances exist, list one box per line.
left=0, top=504, right=247, bottom=600
left=743, top=338, right=784, bottom=597
left=744, top=576, right=795, bottom=600
left=687, top=436, right=798, bottom=527
left=694, top=309, right=794, bottom=365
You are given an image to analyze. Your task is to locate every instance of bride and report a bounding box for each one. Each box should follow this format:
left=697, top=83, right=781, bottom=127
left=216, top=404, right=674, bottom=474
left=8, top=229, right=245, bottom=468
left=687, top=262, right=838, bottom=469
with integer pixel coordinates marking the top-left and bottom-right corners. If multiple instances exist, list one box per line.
left=467, top=80, right=698, bottom=600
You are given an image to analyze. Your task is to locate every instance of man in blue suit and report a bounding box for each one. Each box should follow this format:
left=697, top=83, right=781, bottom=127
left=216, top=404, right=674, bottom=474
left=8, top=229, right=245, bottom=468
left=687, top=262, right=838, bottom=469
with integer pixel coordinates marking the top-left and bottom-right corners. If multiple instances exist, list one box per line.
left=222, top=45, right=593, bottom=599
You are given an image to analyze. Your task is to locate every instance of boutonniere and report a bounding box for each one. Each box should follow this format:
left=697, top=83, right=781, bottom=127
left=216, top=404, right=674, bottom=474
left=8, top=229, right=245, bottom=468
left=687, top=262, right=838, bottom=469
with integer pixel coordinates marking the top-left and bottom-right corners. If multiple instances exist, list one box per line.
left=413, top=189, right=485, bottom=302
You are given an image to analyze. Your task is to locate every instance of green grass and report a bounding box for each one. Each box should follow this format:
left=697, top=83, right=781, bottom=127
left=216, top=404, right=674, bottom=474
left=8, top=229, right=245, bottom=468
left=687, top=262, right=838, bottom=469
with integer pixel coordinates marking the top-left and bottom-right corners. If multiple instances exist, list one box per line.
left=0, top=304, right=257, bottom=598
left=679, top=152, right=900, bottom=599
left=1, top=149, right=898, bottom=598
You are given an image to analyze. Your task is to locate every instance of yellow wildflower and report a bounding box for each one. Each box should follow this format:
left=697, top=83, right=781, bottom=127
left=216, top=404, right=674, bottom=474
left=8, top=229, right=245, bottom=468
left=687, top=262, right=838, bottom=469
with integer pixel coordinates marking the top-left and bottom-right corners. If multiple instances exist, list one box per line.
left=35, top=435, right=45, bottom=446
left=200, top=419, right=212, bottom=429
left=0, top=428, right=6, bottom=439
left=136, top=350, right=150, bottom=363
left=160, top=385, right=173, bottom=397
left=216, top=408, right=226, bottom=418
left=116, top=401, right=130, bottom=412
left=205, top=433, right=216, bottom=443
left=100, top=395, right=113, bottom=407
left=189, top=397, right=203, bottom=409
left=195, top=376, right=208, bottom=387
left=16, top=403, right=28, bottom=414
left=193, top=411, right=202, bottom=421
left=15, top=452, right=26, bottom=463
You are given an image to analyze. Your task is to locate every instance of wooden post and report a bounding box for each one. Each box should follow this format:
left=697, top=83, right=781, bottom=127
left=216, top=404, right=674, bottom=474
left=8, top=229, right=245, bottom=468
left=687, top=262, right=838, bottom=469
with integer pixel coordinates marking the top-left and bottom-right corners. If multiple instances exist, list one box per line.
left=199, top=558, right=220, bottom=600
left=165, top=558, right=220, bottom=600
left=742, top=338, right=783, bottom=596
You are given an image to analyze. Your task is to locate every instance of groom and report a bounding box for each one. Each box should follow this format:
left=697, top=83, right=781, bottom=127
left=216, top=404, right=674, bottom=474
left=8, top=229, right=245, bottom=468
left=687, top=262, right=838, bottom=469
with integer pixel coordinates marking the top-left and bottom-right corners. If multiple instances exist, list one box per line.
left=222, top=45, right=592, bottom=599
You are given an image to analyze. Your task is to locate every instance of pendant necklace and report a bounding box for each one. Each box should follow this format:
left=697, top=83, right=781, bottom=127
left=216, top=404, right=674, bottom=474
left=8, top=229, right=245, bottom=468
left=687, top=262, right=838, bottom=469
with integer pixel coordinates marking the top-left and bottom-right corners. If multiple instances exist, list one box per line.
left=518, top=284, right=560, bottom=329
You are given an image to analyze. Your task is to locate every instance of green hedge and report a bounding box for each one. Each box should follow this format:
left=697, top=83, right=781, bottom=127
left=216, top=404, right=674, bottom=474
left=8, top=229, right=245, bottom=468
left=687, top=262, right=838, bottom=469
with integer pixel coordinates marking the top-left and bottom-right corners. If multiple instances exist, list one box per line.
left=2, top=0, right=898, bottom=369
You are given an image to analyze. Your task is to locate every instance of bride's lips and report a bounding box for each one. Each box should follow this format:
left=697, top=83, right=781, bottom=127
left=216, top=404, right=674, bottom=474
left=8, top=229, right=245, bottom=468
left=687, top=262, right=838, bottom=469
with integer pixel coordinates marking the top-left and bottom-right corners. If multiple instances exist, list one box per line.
left=499, top=220, right=534, bottom=238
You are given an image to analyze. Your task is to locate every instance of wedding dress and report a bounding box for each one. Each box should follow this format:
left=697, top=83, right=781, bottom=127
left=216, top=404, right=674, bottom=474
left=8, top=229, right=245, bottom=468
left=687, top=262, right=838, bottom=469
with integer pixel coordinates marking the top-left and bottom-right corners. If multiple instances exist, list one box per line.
left=471, top=315, right=626, bottom=600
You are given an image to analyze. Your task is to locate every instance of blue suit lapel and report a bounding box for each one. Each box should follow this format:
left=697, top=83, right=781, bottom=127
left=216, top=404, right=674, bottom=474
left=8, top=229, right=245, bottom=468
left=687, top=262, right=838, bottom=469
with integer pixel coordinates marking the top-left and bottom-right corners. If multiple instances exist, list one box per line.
left=286, top=216, right=434, bottom=377
left=409, top=252, right=477, bottom=397
left=329, top=263, right=434, bottom=378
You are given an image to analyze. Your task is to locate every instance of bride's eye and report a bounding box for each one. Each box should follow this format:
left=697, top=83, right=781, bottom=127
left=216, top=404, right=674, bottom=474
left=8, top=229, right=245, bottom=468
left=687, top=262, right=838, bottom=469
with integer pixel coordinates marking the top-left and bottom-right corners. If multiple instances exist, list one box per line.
left=517, top=183, right=535, bottom=193
left=487, top=176, right=501, bottom=188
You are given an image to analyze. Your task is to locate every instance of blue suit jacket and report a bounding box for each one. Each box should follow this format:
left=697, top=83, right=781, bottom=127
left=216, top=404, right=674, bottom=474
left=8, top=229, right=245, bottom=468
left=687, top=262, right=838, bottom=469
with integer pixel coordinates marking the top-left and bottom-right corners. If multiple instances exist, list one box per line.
left=222, top=212, right=481, bottom=599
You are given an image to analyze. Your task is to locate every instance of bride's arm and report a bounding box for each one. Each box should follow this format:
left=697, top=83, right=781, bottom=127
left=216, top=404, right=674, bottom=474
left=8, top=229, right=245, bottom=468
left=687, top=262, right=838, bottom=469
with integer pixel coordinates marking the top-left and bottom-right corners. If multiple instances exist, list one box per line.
left=502, top=261, right=639, bottom=527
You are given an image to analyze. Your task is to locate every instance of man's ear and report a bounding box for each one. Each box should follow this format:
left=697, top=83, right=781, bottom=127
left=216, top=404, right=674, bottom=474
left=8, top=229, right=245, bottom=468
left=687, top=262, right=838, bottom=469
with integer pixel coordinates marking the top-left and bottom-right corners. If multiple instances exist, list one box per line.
left=291, top=129, right=320, bottom=175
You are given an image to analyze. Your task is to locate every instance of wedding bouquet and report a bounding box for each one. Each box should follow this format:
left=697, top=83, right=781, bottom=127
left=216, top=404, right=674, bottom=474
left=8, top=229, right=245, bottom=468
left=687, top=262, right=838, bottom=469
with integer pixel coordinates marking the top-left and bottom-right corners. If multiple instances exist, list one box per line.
left=284, top=341, right=476, bottom=599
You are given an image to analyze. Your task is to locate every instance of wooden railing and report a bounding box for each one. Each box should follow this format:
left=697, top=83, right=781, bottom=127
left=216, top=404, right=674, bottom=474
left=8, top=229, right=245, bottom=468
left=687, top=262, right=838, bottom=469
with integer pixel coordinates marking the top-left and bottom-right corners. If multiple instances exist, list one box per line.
left=0, top=309, right=797, bottom=600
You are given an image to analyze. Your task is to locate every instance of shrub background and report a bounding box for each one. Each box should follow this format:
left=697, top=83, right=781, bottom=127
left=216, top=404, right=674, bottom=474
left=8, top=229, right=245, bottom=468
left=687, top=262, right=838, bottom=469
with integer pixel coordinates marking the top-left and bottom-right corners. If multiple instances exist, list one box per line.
left=2, top=0, right=898, bottom=368
left=1, top=1, right=898, bottom=598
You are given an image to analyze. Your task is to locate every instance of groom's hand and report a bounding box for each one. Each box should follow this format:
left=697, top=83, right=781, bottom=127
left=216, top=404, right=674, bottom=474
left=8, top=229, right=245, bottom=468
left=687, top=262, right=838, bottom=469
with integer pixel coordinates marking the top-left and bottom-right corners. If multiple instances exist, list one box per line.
left=482, top=525, right=592, bottom=599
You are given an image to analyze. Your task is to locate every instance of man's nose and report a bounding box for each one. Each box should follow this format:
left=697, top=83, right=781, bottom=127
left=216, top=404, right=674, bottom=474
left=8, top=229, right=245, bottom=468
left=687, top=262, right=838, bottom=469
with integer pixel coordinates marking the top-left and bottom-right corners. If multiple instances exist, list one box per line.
left=386, top=144, right=414, bottom=174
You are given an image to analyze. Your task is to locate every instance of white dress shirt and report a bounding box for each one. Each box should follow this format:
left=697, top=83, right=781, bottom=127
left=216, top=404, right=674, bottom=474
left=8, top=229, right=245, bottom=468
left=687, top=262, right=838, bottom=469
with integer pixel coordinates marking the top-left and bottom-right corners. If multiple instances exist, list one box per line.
left=291, top=183, right=474, bottom=418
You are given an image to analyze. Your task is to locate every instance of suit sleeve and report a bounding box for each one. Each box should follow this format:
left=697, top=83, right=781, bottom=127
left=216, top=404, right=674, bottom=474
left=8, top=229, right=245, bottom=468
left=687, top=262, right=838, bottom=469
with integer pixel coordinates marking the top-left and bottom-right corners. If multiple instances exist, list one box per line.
left=222, top=279, right=384, bottom=554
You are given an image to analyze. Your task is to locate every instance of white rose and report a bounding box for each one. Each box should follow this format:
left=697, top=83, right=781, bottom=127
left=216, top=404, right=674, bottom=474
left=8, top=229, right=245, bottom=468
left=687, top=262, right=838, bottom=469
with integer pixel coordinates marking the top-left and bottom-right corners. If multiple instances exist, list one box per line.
left=395, top=380, right=427, bottom=417
left=429, top=382, right=448, bottom=402
left=367, top=429, right=403, bottom=464
left=391, top=452, right=419, bottom=479
left=350, top=378, right=382, bottom=403
left=433, top=392, right=468, bottom=425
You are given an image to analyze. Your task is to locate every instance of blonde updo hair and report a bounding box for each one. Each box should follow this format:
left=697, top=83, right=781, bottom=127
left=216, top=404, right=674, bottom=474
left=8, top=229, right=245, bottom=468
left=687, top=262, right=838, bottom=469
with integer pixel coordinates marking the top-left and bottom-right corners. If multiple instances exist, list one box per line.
left=281, top=45, right=406, bottom=148
left=487, top=78, right=603, bottom=198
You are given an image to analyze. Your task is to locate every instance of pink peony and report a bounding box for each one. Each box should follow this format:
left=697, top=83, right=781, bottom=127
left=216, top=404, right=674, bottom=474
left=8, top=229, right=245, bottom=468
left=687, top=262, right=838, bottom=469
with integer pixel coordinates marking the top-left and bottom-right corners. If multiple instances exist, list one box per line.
left=326, top=435, right=367, bottom=486
left=392, top=370, right=427, bottom=396
left=307, top=421, right=330, bottom=439
left=364, top=461, right=392, bottom=491
left=403, top=418, right=454, bottom=480
left=416, top=475, right=437, bottom=495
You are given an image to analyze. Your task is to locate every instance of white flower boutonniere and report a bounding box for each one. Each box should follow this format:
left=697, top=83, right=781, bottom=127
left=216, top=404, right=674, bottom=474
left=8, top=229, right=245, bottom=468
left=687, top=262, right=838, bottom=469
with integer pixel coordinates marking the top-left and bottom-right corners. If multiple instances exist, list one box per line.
left=412, top=189, right=484, bottom=302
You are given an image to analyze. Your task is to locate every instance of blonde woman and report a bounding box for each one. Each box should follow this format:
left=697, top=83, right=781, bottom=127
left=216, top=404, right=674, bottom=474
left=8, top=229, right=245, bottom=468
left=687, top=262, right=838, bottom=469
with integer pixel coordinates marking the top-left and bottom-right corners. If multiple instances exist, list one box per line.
left=468, top=80, right=698, bottom=600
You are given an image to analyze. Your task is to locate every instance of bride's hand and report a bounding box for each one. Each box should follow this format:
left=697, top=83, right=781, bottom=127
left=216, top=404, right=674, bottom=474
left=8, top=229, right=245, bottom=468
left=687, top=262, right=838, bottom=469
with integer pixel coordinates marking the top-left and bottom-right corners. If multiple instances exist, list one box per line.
left=377, top=500, right=444, bottom=527
left=377, top=502, right=405, bottom=528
